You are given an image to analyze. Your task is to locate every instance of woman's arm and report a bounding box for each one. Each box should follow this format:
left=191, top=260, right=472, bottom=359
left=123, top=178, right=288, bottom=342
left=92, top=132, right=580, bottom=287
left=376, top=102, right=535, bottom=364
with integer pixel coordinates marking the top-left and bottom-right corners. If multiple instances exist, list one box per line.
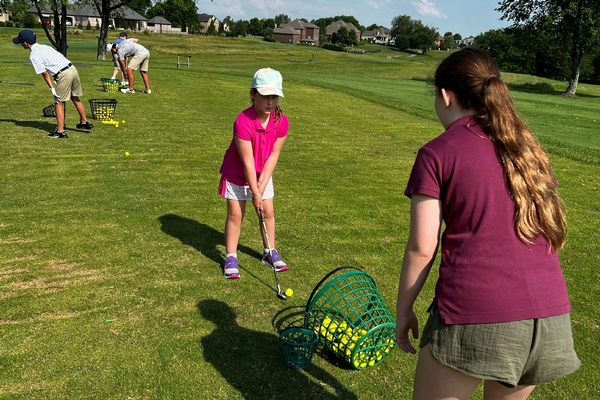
left=396, top=194, right=442, bottom=354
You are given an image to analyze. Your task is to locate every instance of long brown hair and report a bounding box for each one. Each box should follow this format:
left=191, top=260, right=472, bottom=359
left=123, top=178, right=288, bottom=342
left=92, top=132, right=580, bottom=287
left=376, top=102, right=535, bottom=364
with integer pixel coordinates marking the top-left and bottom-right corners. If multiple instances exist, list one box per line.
left=434, top=48, right=566, bottom=250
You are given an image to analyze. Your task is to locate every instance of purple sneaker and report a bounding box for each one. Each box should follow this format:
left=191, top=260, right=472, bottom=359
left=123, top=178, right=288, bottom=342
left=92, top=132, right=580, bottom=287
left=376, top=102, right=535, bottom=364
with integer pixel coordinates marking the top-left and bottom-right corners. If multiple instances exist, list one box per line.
left=261, top=249, right=288, bottom=272
left=223, top=256, right=240, bottom=279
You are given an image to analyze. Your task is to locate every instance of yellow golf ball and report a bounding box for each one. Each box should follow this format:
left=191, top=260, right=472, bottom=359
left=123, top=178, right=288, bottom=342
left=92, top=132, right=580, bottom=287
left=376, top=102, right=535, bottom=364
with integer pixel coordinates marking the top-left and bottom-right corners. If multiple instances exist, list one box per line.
left=285, top=288, right=293, bottom=297
left=125, top=151, right=130, bottom=156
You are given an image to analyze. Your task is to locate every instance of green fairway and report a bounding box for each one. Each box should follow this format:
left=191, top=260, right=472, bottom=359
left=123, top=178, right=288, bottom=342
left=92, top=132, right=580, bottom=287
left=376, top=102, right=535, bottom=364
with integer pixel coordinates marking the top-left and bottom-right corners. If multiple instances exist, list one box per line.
left=0, top=29, right=599, bottom=399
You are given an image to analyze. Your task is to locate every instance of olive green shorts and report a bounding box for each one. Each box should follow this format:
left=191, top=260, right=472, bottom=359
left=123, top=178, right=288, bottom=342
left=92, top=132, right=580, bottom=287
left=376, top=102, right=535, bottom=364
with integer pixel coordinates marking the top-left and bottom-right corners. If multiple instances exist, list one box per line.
left=420, top=303, right=581, bottom=388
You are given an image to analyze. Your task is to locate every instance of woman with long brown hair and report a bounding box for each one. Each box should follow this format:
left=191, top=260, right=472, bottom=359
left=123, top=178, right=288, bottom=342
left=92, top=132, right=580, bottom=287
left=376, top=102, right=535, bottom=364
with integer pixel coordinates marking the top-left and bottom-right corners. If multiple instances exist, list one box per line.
left=396, top=48, right=580, bottom=399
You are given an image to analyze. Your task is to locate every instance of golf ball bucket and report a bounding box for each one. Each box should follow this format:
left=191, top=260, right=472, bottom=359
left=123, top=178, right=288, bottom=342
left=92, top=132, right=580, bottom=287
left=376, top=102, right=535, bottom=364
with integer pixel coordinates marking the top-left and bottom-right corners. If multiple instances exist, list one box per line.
left=89, top=99, right=118, bottom=121
left=42, top=104, right=56, bottom=117
left=304, top=266, right=396, bottom=370
left=101, top=78, right=120, bottom=93
left=279, top=327, right=318, bottom=370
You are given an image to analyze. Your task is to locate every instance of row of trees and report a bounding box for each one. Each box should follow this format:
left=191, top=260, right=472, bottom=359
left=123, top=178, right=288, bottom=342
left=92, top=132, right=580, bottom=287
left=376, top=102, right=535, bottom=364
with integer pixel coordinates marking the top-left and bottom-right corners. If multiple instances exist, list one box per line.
left=2, top=0, right=598, bottom=94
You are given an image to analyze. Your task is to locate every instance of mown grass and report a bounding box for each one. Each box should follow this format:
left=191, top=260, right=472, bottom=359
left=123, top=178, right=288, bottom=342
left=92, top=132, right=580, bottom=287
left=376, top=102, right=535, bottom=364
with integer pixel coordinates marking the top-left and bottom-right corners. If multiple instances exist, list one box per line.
left=0, top=29, right=599, bottom=399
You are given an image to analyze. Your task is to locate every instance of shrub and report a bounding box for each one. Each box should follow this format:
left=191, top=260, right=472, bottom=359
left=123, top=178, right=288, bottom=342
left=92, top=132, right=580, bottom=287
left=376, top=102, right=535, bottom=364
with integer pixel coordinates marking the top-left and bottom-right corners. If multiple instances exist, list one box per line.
left=322, top=43, right=344, bottom=52
left=264, top=36, right=276, bottom=43
left=5, top=21, right=14, bottom=27
left=86, top=21, right=92, bottom=30
left=23, top=13, right=38, bottom=28
left=78, top=22, right=83, bottom=30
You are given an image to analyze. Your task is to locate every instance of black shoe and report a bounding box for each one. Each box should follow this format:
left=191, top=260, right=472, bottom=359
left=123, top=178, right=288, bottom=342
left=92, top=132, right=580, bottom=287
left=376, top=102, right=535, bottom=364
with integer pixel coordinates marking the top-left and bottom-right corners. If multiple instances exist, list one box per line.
left=49, top=130, right=68, bottom=139
left=76, top=121, right=93, bottom=129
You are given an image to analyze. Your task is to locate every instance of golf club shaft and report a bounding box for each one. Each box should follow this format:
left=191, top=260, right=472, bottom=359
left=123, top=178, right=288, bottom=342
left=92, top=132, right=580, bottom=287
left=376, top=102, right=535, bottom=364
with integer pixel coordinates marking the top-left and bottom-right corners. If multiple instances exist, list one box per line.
left=259, top=209, right=285, bottom=299
left=0, top=81, right=35, bottom=85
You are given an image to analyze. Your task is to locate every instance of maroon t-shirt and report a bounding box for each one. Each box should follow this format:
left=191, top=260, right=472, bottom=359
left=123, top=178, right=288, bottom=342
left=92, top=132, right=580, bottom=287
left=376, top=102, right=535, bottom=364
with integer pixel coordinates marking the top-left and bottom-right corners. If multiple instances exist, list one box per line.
left=405, top=115, right=571, bottom=324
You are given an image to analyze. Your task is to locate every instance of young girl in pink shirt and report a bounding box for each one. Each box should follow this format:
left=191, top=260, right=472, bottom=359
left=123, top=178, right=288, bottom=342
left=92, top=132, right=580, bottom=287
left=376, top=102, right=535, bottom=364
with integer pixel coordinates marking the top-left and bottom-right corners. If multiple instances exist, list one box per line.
left=218, top=68, right=289, bottom=279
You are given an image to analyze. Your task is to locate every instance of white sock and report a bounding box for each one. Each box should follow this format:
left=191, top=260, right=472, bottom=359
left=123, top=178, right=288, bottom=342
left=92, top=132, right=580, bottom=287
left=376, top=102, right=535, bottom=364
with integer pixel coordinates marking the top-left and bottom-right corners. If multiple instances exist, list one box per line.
left=226, top=252, right=237, bottom=259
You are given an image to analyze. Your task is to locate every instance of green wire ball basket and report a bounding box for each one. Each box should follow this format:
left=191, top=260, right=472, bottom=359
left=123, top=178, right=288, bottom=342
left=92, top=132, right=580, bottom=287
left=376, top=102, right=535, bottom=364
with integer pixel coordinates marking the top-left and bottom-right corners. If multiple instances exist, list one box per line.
left=304, top=266, right=396, bottom=370
left=279, top=327, right=318, bottom=369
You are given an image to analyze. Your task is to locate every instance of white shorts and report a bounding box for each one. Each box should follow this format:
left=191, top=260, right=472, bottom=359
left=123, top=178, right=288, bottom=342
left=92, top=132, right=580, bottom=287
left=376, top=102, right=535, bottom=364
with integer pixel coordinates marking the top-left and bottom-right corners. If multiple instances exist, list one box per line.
left=224, top=177, right=274, bottom=201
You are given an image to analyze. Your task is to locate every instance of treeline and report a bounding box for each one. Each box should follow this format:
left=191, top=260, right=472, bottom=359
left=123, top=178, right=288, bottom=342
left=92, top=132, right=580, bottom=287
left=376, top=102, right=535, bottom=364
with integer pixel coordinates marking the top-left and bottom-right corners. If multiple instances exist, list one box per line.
left=475, top=26, right=600, bottom=84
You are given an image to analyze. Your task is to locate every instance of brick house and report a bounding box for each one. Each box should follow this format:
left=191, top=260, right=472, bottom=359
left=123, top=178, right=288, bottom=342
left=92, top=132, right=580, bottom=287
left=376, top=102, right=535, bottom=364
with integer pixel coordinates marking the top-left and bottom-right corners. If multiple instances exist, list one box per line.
left=273, top=25, right=301, bottom=44
left=284, top=19, right=319, bottom=45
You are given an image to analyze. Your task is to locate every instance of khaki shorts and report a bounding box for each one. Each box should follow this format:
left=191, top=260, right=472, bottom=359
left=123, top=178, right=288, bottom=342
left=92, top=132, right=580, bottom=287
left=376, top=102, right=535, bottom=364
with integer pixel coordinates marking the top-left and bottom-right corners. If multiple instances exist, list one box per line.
left=127, top=54, right=150, bottom=72
left=54, top=66, right=83, bottom=102
left=420, top=303, right=580, bottom=387
left=112, top=53, right=120, bottom=68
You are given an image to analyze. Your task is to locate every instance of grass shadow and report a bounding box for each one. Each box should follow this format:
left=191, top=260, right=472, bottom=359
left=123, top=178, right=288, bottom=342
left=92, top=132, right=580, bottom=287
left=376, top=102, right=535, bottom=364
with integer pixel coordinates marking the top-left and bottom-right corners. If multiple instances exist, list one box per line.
left=0, top=117, right=54, bottom=133
left=158, top=214, right=273, bottom=286
left=198, top=299, right=358, bottom=399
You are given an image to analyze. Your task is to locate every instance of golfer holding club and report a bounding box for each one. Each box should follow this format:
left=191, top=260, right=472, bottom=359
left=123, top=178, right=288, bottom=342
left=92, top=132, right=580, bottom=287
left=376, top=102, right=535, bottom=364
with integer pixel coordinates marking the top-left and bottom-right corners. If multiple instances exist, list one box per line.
left=396, top=48, right=580, bottom=399
left=218, top=68, right=289, bottom=279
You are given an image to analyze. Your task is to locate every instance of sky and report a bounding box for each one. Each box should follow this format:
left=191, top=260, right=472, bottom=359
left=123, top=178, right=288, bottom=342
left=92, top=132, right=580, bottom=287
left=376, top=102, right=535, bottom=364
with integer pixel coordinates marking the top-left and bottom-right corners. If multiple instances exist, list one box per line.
left=196, top=0, right=513, bottom=38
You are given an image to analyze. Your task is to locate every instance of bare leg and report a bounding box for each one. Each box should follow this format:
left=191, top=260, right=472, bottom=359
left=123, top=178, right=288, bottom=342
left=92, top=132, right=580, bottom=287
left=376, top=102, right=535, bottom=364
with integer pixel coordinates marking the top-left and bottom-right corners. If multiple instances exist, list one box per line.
left=225, top=199, right=246, bottom=254
left=413, top=344, right=481, bottom=400
left=55, top=101, right=65, bottom=131
left=140, top=70, right=150, bottom=91
left=483, top=381, right=535, bottom=400
left=71, top=96, right=89, bottom=124
left=127, top=68, right=135, bottom=90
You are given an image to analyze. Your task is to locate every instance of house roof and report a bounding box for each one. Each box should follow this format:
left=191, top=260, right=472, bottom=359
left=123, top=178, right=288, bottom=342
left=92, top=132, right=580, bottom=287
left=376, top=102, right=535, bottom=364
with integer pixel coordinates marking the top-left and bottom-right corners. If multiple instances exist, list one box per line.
left=27, top=4, right=147, bottom=21
left=286, top=19, right=319, bottom=30
left=147, top=16, right=171, bottom=25
left=326, top=19, right=359, bottom=35
left=199, top=13, right=216, bottom=23
left=362, top=29, right=389, bottom=37
left=273, top=26, right=301, bottom=35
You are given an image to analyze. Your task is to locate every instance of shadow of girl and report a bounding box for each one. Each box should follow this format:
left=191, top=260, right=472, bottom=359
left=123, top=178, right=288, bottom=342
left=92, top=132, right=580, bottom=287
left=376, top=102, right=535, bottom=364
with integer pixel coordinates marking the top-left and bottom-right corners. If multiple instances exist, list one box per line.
left=198, top=299, right=357, bottom=399
left=158, top=214, right=261, bottom=265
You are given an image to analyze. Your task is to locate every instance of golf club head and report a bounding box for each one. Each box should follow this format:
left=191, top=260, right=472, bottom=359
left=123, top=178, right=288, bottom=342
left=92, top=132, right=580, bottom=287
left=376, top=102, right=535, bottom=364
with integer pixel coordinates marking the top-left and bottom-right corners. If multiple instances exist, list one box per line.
left=277, top=292, right=287, bottom=300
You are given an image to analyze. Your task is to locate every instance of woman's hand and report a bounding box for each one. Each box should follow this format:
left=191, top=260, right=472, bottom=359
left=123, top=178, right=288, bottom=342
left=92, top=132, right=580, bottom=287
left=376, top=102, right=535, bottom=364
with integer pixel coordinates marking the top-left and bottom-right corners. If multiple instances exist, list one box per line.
left=396, top=310, right=419, bottom=354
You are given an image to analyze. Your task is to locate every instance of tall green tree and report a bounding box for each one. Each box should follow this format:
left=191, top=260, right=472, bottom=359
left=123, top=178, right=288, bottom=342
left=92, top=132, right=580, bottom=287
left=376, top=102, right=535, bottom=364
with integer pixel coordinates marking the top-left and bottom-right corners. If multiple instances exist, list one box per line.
left=247, top=17, right=262, bottom=36
left=274, top=13, right=289, bottom=26
left=390, top=14, right=438, bottom=54
left=147, top=0, right=198, bottom=34
left=89, top=0, right=136, bottom=60
left=497, top=0, right=600, bottom=95
left=31, top=0, right=69, bottom=55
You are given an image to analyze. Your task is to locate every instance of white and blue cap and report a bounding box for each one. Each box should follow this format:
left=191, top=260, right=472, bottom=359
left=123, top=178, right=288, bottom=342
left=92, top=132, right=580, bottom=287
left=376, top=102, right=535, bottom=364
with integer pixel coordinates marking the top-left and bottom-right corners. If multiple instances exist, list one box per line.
left=251, top=68, right=284, bottom=97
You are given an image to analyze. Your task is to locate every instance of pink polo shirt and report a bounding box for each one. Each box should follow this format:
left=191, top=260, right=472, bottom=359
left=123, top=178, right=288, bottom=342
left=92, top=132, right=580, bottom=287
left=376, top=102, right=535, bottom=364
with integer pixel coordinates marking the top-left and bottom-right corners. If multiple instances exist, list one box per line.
left=219, top=105, right=289, bottom=186
left=405, top=115, right=571, bottom=324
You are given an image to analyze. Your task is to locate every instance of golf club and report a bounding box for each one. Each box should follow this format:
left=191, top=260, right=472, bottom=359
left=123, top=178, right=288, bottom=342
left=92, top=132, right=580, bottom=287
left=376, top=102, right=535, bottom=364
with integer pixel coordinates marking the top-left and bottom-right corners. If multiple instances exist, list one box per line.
left=0, top=81, right=35, bottom=85
left=259, top=209, right=287, bottom=300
